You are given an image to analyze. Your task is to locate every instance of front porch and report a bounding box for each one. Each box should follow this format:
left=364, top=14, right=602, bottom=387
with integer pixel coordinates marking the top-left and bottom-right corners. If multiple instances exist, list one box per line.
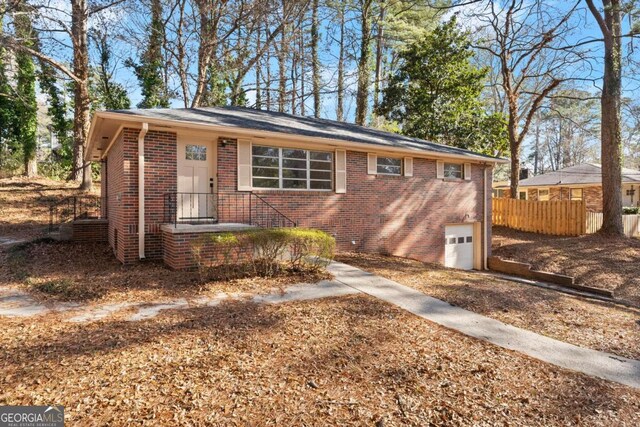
left=49, top=191, right=297, bottom=269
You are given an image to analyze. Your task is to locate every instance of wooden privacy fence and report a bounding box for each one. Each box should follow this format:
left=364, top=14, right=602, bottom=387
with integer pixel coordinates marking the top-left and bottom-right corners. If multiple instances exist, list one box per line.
left=586, top=212, right=640, bottom=237
left=492, top=198, right=586, bottom=236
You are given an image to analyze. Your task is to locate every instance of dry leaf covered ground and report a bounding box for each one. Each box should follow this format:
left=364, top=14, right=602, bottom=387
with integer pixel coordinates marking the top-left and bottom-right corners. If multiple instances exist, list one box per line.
left=492, top=226, right=640, bottom=306
left=336, top=252, right=640, bottom=361
left=2, top=295, right=640, bottom=426
left=0, top=176, right=95, bottom=241
left=1, top=239, right=330, bottom=304
left=2, top=177, right=640, bottom=424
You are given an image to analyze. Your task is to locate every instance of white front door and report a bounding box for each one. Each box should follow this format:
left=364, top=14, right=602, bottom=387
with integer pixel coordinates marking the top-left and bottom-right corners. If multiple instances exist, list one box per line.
left=444, top=224, right=475, bottom=270
left=176, top=135, right=217, bottom=221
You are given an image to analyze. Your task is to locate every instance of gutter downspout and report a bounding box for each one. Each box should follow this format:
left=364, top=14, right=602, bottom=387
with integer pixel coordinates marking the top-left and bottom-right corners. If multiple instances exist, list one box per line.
left=483, top=164, right=489, bottom=270
left=138, top=123, right=148, bottom=259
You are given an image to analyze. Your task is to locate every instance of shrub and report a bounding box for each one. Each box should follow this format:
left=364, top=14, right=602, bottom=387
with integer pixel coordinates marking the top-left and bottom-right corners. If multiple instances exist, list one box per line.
left=623, top=206, right=640, bottom=215
left=286, top=228, right=336, bottom=270
left=190, top=227, right=336, bottom=280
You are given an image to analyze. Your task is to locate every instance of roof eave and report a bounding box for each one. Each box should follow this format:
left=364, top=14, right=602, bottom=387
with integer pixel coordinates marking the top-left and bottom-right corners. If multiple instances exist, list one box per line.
left=86, top=111, right=509, bottom=164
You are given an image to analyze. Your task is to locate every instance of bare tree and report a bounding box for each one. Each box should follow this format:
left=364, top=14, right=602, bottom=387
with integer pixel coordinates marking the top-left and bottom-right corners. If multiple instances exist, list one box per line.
left=458, top=1, right=585, bottom=199
left=585, top=0, right=624, bottom=234
left=355, top=0, right=373, bottom=125
left=2, top=0, right=125, bottom=190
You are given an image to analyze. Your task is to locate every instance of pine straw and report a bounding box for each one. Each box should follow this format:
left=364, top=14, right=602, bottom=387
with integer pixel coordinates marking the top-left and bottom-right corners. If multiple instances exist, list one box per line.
left=0, top=240, right=331, bottom=304
left=0, top=176, right=95, bottom=241
left=335, top=252, right=640, bottom=361
left=1, top=295, right=638, bottom=425
left=492, top=226, right=640, bottom=306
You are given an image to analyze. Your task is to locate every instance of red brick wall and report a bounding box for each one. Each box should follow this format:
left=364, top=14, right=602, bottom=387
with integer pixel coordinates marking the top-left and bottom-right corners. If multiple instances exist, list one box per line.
left=526, top=186, right=602, bottom=212
left=106, top=131, right=491, bottom=266
left=105, top=128, right=177, bottom=264
left=162, top=229, right=254, bottom=270
left=72, top=219, right=108, bottom=242
left=218, top=140, right=491, bottom=265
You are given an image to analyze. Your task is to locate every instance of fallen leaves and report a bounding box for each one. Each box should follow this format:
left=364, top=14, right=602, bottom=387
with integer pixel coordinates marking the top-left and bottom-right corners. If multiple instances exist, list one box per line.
left=336, top=251, right=640, bottom=361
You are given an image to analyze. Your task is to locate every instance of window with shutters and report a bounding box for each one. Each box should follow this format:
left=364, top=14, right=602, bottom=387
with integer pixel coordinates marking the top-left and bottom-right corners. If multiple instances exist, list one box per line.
left=376, top=156, right=402, bottom=175
left=251, top=145, right=333, bottom=190
left=443, top=162, right=463, bottom=179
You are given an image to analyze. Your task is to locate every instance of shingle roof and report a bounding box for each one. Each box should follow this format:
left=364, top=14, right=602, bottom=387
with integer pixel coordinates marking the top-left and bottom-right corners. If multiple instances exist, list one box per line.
left=108, top=106, right=504, bottom=162
left=519, top=163, right=640, bottom=187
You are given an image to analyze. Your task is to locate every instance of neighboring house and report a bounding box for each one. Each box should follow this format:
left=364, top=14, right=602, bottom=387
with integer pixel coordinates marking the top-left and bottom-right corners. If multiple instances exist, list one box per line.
left=493, top=163, right=640, bottom=212
left=83, top=107, right=506, bottom=270
left=491, top=181, right=528, bottom=200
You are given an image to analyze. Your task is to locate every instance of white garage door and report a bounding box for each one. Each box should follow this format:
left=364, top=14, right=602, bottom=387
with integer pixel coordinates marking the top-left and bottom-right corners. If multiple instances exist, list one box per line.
left=444, top=224, right=475, bottom=270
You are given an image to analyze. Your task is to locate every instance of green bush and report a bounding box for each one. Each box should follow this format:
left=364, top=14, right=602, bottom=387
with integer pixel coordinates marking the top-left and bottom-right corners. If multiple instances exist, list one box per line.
left=286, top=228, right=336, bottom=270
left=190, top=227, right=336, bottom=280
left=623, top=206, right=640, bottom=215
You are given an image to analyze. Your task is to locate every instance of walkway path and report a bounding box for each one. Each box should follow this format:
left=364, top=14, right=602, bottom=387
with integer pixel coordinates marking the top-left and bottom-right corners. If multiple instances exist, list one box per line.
left=328, top=261, right=640, bottom=389
left=1, top=260, right=638, bottom=388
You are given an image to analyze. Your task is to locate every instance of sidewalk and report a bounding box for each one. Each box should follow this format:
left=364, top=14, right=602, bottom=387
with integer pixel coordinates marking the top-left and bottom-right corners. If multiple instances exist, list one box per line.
left=327, top=261, right=640, bottom=389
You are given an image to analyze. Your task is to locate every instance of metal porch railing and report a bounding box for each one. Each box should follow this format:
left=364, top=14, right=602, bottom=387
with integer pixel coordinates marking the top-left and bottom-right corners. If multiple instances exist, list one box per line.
left=163, top=192, right=296, bottom=228
left=49, top=196, right=107, bottom=232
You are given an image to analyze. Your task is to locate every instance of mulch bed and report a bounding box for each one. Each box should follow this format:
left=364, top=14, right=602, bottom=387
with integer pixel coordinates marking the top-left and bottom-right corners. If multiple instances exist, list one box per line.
left=336, top=252, right=640, bottom=361
left=1, top=295, right=639, bottom=425
left=492, top=226, right=640, bottom=306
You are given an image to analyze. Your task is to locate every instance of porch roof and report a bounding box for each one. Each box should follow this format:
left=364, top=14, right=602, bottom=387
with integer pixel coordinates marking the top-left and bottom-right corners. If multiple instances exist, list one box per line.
left=86, top=106, right=507, bottom=164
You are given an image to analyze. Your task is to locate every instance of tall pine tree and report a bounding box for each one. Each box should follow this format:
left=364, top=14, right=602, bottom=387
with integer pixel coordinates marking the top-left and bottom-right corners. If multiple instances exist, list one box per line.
left=13, top=2, right=38, bottom=176
left=126, top=0, right=169, bottom=108
left=378, top=18, right=508, bottom=156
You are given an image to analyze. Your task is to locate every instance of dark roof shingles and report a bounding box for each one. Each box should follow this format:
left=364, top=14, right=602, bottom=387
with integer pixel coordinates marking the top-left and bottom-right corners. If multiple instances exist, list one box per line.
left=111, top=106, right=502, bottom=161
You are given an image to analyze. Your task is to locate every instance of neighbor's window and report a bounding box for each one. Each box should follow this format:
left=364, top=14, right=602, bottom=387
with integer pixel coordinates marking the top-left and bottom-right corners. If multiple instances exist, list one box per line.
left=377, top=156, right=402, bottom=175
left=186, top=144, right=207, bottom=161
left=251, top=145, right=333, bottom=190
left=519, top=191, right=527, bottom=200
left=443, top=162, right=463, bottom=179
left=570, top=188, right=583, bottom=201
left=538, top=189, right=550, bottom=201
left=493, top=189, right=505, bottom=198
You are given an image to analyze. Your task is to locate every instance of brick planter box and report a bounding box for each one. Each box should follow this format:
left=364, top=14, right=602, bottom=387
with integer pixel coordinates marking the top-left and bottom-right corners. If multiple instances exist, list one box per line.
left=161, top=224, right=256, bottom=270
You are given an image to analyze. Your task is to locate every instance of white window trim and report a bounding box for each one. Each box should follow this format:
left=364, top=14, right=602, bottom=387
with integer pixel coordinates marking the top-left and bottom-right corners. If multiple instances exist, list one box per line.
left=375, top=155, right=403, bottom=176
left=443, top=162, right=464, bottom=180
left=251, top=145, right=334, bottom=192
left=538, top=188, right=550, bottom=201
left=570, top=188, right=583, bottom=201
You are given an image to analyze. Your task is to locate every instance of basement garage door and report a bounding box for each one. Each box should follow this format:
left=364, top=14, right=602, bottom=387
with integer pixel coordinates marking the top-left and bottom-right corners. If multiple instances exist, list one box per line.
left=444, top=224, right=475, bottom=270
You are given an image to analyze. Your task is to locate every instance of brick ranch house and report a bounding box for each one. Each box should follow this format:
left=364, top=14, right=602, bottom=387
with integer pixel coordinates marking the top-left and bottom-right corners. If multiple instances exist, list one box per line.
left=492, top=163, right=640, bottom=212
left=83, top=107, right=506, bottom=270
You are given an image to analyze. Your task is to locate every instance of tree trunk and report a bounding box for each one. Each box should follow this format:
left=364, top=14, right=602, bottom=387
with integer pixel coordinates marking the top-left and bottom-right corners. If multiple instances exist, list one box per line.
left=598, top=0, right=623, bottom=235
left=355, top=0, right=372, bottom=126
left=508, top=102, right=520, bottom=199
left=255, top=26, right=262, bottom=109
left=311, top=0, right=320, bottom=117
left=72, top=0, right=92, bottom=190
left=336, top=3, right=345, bottom=122
left=278, top=26, right=287, bottom=113
left=373, top=5, right=385, bottom=113
left=25, top=157, right=37, bottom=177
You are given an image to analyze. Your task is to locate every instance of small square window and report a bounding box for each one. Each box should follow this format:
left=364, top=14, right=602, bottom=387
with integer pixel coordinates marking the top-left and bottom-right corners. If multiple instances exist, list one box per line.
left=377, top=157, right=402, bottom=175
left=447, top=237, right=456, bottom=245
left=186, top=145, right=207, bottom=161
left=457, top=237, right=464, bottom=244
left=466, top=236, right=472, bottom=243
left=570, top=188, right=583, bottom=201
left=444, top=163, right=463, bottom=179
